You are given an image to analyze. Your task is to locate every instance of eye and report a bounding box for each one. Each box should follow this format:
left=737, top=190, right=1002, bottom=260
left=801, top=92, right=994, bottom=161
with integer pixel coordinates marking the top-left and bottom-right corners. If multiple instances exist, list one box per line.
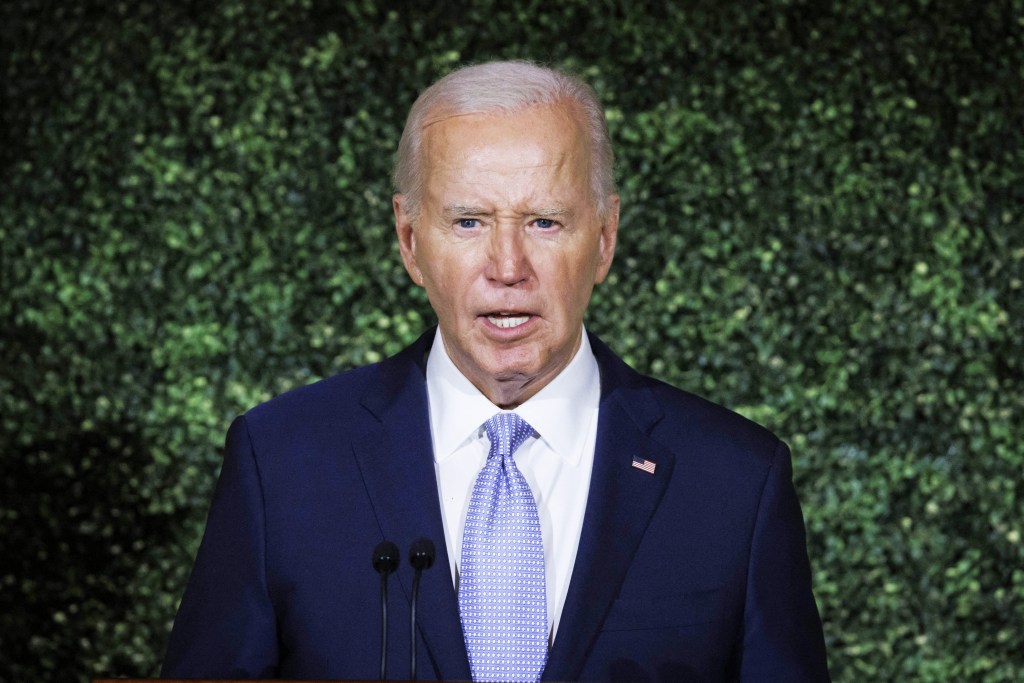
left=534, top=218, right=556, bottom=229
left=458, top=218, right=479, bottom=229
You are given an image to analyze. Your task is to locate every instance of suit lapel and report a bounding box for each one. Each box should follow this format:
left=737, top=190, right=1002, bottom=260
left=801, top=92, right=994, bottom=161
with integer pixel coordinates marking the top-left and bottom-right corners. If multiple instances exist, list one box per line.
left=351, top=332, right=472, bottom=681
left=544, top=336, right=677, bottom=681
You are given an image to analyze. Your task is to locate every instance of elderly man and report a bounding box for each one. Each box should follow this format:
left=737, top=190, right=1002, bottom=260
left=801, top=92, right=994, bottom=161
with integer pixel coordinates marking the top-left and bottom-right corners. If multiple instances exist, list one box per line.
left=163, top=61, right=829, bottom=681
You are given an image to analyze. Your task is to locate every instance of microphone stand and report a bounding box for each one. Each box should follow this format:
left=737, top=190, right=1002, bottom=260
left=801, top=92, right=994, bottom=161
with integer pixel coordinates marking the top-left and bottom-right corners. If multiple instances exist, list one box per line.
left=408, top=538, right=436, bottom=681
left=372, top=541, right=399, bottom=680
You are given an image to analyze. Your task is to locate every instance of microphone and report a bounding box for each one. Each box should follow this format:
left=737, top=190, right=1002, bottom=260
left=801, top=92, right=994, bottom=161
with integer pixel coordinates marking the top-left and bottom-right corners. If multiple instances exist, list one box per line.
left=372, top=541, right=399, bottom=680
left=408, top=538, right=436, bottom=680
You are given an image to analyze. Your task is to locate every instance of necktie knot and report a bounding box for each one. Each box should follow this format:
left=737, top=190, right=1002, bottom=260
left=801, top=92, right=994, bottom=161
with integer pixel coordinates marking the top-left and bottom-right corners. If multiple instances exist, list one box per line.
left=484, top=412, right=534, bottom=461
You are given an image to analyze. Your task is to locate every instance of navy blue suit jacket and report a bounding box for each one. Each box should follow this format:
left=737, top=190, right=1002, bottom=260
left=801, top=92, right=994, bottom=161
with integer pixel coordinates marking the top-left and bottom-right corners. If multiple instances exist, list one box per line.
left=163, top=330, right=829, bottom=681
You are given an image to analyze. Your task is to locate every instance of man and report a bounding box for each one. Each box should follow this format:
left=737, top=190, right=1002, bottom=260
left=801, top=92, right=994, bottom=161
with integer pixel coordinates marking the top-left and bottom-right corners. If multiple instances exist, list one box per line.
left=163, top=60, right=829, bottom=681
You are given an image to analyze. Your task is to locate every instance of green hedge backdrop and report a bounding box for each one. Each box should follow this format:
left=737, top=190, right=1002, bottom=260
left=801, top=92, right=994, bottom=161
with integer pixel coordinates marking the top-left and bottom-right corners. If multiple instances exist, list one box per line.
left=2, top=0, right=1022, bottom=680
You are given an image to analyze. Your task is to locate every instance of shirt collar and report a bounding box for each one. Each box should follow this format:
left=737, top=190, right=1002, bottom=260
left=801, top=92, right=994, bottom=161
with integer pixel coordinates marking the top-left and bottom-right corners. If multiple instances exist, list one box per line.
left=425, top=327, right=600, bottom=465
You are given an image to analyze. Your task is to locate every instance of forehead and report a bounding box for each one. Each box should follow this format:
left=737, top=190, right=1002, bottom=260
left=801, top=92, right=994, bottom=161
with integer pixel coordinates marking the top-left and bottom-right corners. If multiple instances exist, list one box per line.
left=419, top=103, right=591, bottom=195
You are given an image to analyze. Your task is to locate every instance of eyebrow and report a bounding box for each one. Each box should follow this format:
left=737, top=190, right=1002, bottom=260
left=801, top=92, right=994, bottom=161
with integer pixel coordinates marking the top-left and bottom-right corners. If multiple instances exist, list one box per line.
left=443, top=205, right=491, bottom=217
left=529, top=207, right=574, bottom=219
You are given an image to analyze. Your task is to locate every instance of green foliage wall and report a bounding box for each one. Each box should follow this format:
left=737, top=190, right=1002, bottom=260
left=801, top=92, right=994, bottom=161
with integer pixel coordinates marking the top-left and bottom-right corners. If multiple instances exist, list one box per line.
left=2, top=0, right=1021, bottom=680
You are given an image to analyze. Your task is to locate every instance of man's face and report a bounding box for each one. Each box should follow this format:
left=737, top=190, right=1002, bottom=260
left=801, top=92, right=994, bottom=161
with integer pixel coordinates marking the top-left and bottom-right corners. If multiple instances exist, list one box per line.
left=395, top=102, right=619, bottom=408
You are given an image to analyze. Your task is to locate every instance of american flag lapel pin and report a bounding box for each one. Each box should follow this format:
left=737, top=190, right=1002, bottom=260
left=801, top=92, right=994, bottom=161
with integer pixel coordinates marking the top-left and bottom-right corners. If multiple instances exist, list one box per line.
left=631, top=454, right=656, bottom=474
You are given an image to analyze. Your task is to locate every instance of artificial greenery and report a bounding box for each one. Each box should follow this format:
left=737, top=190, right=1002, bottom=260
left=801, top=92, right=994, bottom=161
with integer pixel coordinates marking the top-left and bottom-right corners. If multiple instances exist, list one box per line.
left=2, top=0, right=1021, bottom=680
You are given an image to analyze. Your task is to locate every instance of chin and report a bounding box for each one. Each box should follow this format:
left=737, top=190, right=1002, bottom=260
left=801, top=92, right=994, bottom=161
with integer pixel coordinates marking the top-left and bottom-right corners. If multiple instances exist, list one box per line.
left=483, top=347, right=543, bottom=379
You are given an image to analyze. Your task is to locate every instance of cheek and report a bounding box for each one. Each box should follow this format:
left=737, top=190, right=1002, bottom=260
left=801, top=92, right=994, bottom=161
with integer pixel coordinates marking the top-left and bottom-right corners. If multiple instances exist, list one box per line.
left=417, top=248, right=451, bottom=287
left=545, top=276, right=590, bottom=324
left=422, top=242, right=481, bottom=279
left=423, top=263, right=471, bottom=314
left=554, top=253, right=600, bottom=301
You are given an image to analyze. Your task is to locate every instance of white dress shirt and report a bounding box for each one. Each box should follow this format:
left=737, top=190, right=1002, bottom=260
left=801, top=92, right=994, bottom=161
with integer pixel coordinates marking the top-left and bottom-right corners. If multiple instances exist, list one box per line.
left=425, top=326, right=600, bottom=642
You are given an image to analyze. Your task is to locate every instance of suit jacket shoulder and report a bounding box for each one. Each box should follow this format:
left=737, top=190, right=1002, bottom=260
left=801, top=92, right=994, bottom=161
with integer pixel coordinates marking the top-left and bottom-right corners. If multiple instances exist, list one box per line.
left=589, top=332, right=784, bottom=468
left=244, top=333, right=430, bottom=434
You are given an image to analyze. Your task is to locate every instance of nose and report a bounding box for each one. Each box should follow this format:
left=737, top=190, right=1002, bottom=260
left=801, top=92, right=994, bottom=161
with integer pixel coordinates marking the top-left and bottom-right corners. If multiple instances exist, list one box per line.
left=485, top=226, right=531, bottom=286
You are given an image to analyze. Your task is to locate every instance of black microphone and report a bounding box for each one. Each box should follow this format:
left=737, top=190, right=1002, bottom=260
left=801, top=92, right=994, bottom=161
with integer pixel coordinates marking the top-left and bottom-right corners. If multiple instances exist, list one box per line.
left=372, top=541, right=399, bottom=680
left=408, top=538, right=436, bottom=681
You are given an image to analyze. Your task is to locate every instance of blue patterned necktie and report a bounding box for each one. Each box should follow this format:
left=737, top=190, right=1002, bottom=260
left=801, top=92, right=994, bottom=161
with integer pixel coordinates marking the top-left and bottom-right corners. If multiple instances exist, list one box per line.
left=459, top=412, right=548, bottom=683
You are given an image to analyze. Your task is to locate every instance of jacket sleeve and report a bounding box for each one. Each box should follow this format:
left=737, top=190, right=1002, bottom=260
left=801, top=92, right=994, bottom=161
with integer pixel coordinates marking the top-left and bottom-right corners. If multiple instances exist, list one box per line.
left=161, top=415, right=279, bottom=678
left=740, top=441, right=831, bottom=681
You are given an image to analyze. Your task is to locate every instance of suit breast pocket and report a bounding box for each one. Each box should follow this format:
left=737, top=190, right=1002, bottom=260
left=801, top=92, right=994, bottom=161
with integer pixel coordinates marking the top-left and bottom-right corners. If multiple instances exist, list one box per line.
left=601, top=586, right=729, bottom=632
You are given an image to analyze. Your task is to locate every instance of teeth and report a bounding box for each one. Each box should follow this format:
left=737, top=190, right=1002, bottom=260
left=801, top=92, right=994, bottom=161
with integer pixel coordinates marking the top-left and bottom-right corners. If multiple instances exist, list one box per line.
left=488, top=315, right=530, bottom=329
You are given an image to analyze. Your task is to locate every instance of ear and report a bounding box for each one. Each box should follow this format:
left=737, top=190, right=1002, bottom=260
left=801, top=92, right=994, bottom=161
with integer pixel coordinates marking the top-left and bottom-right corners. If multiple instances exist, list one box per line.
left=594, top=193, right=620, bottom=284
left=394, top=194, right=424, bottom=286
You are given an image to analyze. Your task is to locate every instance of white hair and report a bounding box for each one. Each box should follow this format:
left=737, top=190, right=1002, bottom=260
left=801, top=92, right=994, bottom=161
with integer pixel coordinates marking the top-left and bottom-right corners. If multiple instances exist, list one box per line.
left=392, top=60, right=615, bottom=218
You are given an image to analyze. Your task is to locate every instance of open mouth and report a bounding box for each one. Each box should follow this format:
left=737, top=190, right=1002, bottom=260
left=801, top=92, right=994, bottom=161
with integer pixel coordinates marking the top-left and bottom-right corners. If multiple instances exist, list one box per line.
left=486, top=313, right=531, bottom=329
